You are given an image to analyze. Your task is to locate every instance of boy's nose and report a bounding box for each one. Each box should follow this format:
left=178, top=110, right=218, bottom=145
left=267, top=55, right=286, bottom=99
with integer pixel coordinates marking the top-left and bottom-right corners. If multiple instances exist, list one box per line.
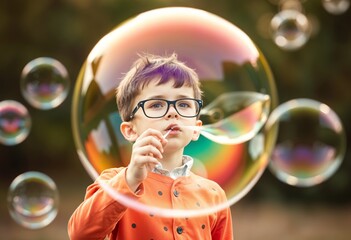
left=166, top=105, right=179, bottom=119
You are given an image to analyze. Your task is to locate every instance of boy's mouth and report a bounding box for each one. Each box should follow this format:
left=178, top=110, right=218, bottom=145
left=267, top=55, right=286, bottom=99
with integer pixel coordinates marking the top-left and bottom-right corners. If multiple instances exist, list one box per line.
left=166, top=124, right=180, bottom=131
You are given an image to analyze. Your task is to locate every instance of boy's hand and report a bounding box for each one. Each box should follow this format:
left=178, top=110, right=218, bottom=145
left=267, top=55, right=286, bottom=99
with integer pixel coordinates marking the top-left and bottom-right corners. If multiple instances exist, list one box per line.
left=126, top=128, right=167, bottom=192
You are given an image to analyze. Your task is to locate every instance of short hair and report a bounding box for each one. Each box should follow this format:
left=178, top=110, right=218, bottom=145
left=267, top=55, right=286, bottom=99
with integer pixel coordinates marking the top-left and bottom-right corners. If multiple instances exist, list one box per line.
left=116, top=53, right=203, bottom=121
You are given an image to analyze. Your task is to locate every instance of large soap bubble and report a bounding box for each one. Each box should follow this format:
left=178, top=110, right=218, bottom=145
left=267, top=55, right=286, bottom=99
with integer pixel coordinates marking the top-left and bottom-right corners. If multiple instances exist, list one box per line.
left=7, top=171, right=59, bottom=229
left=265, top=99, right=346, bottom=187
left=72, top=7, right=278, bottom=217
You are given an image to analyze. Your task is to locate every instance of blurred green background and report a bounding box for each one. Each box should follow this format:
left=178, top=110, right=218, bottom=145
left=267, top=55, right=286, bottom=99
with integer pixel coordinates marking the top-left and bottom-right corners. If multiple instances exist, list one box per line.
left=0, top=0, right=350, bottom=239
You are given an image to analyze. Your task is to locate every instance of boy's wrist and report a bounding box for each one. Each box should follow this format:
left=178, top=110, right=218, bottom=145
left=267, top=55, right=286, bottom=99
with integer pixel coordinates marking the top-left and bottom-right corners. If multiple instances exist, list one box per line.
left=125, top=168, right=142, bottom=193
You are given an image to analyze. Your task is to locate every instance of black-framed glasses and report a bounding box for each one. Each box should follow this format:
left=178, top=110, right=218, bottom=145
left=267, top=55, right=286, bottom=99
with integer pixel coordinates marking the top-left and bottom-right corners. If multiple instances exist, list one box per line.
left=129, top=98, right=203, bottom=120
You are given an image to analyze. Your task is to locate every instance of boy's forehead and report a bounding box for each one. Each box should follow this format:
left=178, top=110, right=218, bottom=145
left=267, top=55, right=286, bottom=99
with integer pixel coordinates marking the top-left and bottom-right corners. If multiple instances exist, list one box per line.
left=136, top=79, right=195, bottom=100
left=142, top=77, right=187, bottom=87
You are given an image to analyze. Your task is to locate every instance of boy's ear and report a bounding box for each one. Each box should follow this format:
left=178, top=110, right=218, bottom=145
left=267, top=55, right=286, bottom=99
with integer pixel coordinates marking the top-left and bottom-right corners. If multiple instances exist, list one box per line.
left=120, top=121, right=138, bottom=142
left=192, top=120, right=203, bottom=141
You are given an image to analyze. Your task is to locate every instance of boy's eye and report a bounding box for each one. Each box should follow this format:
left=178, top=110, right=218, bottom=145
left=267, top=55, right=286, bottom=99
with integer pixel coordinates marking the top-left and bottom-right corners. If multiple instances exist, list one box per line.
left=177, top=101, right=192, bottom=109
left=147, top=101, right=165, bottom=109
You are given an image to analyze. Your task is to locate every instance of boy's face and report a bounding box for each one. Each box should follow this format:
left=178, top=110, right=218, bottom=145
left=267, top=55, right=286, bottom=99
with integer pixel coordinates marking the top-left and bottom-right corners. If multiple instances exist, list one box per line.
left=127, top=79, right=202, bottom=152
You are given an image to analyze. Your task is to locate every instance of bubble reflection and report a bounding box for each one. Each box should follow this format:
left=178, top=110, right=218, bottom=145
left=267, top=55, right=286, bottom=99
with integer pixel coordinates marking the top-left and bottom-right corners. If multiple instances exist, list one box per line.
left=265, top=99, right=346, bottom=187
left=270, top=9, right=311, bottom=51
left=7, top=171, right=59, bottom=229
left=20, top=57, right=70, bottom=110
left=196, top=91, right=270, bottom=145
left=0, top=100, right=31, bottom=146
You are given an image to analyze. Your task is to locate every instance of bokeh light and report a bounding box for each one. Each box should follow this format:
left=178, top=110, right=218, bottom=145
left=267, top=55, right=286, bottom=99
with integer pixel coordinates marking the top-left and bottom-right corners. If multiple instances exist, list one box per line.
left=278, top=0, right=304, bottom=12
left=72, top=7, right=278, bottom=217
left=270, top=9, right=311, bottom=51
left=306, top=13, right=320, bottom=37
left=0, top=100, right=31, bottom=146
left=265, top=99, right=346, bottom=187
left=20, top=57, right=70, bottom=110
left=322, top=0, right=350, bottom=15
left=7, top=171, right=59, bottom=229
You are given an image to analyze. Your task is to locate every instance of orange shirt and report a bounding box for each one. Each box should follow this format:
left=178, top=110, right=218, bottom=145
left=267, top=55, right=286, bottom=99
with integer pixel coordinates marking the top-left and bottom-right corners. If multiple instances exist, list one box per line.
left=68, top=167, right=234, bottom=240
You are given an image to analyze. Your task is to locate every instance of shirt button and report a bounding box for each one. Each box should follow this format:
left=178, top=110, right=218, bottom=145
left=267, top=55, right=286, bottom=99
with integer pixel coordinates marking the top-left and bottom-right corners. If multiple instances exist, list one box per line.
left=176, top=226, right=183, bottom=234
left=173, top=190, right=179, bottom=197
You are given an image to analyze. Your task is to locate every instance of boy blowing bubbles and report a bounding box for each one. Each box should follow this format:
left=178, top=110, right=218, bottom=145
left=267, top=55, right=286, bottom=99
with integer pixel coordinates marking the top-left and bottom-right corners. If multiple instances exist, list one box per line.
left=68, top=53, right=234, bottom=239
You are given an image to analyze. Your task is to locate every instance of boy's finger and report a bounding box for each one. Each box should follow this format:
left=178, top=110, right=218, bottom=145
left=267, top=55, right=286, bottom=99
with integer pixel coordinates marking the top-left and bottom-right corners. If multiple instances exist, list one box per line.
left=138, top=156, right=161, bottom=168
left=136, top=136, right=164, bottom=153
left=140, top=128, right=164, bottom=141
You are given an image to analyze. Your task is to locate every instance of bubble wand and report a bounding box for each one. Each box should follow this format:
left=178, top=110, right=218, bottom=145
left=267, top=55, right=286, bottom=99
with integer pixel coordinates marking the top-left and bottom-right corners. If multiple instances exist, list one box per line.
left=163, top=129, right=172, bottom=139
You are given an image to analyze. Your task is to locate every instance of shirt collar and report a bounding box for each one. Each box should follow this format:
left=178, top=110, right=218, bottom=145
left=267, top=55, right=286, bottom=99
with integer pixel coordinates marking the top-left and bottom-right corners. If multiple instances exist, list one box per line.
left=152, top=155, right=193, bottom=179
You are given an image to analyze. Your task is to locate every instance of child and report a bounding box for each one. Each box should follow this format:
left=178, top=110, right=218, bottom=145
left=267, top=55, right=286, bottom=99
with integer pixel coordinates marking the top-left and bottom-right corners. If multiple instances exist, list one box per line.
left=68, top=53, right=233, bottom=239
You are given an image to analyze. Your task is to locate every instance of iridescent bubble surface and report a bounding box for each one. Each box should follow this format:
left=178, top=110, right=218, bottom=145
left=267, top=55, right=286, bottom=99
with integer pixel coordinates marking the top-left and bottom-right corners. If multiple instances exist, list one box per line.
left=265, top=99, right=346, bottom=187
left=270, top=9, right=311, bottom=50
left=7, top=171, right=59, bottom=229
left=72, top=7, right=278, bottom=217
left=20, top=57, right=70, bottom=110
left=0, top=100, right=31, bottom=146
left=187, top=92, right=271, bottom=145
left=322, top=0, right=350, bottom=15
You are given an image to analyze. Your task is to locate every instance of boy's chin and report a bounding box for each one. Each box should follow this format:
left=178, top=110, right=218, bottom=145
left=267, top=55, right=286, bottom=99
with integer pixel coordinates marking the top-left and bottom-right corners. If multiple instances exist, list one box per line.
left=163, top=143, right=186, bottom=153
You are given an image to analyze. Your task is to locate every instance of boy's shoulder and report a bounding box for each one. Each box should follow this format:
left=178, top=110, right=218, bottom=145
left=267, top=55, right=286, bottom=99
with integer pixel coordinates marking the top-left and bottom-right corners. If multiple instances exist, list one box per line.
left=98, top=167, right=126, bottom=180
left=188, top=172, right=228, bottom=204
left=189, top=172, right=225, bottom=192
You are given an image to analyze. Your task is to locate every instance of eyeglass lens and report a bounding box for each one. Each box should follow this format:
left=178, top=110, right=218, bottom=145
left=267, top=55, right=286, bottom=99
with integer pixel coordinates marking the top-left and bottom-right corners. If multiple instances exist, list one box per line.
left=143, top=99, right=199, bottom=118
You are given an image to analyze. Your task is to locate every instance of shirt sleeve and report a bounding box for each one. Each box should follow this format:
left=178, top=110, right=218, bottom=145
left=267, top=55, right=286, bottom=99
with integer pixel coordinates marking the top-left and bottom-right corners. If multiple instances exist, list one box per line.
left=67, top=167, right=144, bottom=240
left=210, top=186, right=234, bottom=240
left=211, top=205, right=234, bottom=240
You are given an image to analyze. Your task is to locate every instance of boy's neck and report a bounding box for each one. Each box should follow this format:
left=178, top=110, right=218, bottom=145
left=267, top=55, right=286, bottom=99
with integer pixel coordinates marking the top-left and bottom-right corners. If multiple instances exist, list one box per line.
left=160, top=150, right=184, bottom=171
